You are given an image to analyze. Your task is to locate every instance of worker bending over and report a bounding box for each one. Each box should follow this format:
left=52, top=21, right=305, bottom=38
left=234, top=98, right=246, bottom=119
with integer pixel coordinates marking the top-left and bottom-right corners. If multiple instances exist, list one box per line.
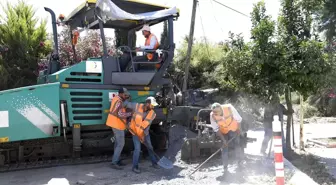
left=210, top=103, right=244, bottom=174
left=124, top=97, right=160, bottom=173
left=106, top=87, right=132, bottom=170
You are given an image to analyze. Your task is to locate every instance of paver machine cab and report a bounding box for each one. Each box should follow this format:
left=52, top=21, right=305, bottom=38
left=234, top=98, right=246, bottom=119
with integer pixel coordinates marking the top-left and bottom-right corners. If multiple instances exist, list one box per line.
left=0, top=0, right=205, bottom=171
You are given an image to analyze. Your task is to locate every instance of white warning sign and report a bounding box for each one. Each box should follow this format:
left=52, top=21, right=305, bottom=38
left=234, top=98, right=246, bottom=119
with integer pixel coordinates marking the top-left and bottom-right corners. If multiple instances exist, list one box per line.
left=86, top=61, right=102, bottom=73
left=109, top=92, right=118, bottom=101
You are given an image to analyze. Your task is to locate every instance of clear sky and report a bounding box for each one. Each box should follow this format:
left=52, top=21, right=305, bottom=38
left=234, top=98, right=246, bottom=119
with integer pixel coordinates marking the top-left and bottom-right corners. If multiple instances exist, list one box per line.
left=0, top=0, right=281, bottom=47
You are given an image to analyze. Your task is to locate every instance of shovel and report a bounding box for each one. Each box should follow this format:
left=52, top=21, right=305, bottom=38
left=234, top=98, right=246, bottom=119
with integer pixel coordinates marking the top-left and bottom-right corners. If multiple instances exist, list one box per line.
left=189, top=133, right=238, bottom=176
left=122, top=121, right=173, bottom=170
left=140, top=138, right=173, bottom=170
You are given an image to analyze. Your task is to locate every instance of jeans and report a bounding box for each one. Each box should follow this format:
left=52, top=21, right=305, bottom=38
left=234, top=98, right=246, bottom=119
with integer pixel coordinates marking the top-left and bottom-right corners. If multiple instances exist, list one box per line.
left=261, top=125, right=286, bottom=154
left=261, top=127, right=273, bottom=153
left=112, top=128, right=125, bottom=164
left=221, top=131, right=242, bottom=168
left=132, top=134, right=157, bottom=168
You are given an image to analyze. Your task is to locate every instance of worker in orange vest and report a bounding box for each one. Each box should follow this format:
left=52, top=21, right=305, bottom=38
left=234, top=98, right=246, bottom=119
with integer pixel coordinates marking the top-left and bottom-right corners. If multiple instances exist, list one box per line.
left=210, top=102, right=244, bottom=174
left=124, top=96, right=160, bottom=173
left=134, top=24, right=160, bottom=71
left=106, top=87, right=132, bottom=170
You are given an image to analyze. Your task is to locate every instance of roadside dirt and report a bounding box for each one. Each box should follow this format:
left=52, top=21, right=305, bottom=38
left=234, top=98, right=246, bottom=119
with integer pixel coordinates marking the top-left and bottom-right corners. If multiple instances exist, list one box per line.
left=314, top=138, right=336, bottom=144
left=288, top=149, right=336, bottom=185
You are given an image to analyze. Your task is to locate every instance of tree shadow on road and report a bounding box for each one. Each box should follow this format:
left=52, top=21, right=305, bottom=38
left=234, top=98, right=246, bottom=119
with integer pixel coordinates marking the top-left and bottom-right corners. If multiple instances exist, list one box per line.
left=289, top=149, right=336, bottom=185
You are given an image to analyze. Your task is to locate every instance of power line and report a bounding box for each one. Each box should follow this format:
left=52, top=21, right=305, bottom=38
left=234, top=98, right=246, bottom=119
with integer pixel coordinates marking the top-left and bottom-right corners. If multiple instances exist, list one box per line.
left=197, top=2, right=211, bottom=58
left=210, top=0, right=225, bottom=35
left=212, top=0, right=250, bottom=18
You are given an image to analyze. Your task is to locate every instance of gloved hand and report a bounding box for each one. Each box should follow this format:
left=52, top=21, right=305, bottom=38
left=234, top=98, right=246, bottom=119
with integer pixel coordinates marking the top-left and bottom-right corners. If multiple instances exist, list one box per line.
left=237, top=129, right=241, bottom=135
left=126, top=108, right=133, bottom=113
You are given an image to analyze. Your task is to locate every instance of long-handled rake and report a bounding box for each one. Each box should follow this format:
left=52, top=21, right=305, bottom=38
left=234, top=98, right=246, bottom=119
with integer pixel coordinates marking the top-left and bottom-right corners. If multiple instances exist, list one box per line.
left=189, top=134, right=238, bottom=176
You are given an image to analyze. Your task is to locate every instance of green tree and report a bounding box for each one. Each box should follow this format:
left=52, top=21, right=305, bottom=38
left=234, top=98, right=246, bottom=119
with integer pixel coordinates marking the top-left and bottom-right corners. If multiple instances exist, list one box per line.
left=250, top=1, right=284, bottom=99
left=278, top=0, right=330, bottom=153
left=174, top=37, right=225, bottom=89
left=222, top=0, right=330, bottom=154
left=0, top=45, right=9, bottom=90
left=315, top=0, right=336, bottom=44
left=224, top=1, right=283, bottom=102
left=0, top=1, right=51, bottom=89
left=221, top=33, right=252, bottom=91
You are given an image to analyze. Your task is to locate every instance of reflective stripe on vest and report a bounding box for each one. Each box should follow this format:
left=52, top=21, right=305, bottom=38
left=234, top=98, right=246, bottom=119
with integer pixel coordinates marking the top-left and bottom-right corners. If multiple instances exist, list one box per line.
left=129, top=103, right=156, bottom=136
left=131, top=103, right=156, bottom=126
left=143, top=110, right=156, bottom=125
left=222, top=106, right=233, bottom=128
left=145, top=34, right=159, bottom=61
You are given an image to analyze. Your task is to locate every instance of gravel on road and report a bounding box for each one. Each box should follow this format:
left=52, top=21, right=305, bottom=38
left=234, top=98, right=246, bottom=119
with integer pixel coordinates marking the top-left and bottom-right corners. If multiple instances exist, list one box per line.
left=0, top=127, right=295, bottom=185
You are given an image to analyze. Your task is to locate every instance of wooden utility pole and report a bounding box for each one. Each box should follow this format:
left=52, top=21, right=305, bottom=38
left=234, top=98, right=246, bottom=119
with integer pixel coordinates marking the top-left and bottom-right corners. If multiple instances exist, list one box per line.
left=182, top=0, right=198, bottom=105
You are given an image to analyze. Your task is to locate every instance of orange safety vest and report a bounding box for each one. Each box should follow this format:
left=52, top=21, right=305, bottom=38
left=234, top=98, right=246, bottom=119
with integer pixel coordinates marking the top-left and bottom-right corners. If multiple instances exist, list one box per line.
left=145, top=34, right=160, bottom=69
left=129, top=103, right=156, bottom=142
left=213, top=106, right=239, bottom=134
left=106, top=96, right=127, bottom=130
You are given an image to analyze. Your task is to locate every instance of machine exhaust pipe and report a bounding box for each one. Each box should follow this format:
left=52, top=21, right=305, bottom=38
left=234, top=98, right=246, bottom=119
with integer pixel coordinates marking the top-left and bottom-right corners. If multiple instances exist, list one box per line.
left=44, top=7, right=59, bottom=54
left=44, top=7, right=60, bottom=74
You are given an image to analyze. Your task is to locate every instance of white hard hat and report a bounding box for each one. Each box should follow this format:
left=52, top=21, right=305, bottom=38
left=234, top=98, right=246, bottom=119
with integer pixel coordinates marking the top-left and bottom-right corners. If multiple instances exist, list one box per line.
left=141, top=24, right=151, bottom=32
left=146, top=96, right=158, bottom=107
left=211, top=103, right=221, bottom=110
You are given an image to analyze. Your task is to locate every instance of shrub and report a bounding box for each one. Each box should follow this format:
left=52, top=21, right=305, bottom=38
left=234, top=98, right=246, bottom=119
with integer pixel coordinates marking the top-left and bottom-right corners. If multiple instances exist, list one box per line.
left=302, top=102, right=321, bottom=118
left=291, top=92, right=300, bottom=104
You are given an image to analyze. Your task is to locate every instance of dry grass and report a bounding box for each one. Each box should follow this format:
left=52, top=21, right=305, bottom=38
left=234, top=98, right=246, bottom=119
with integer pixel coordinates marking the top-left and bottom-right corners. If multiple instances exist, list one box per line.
left=315, top=137, right=336, bottom=144
left=288, top=149, right=336, bottom=185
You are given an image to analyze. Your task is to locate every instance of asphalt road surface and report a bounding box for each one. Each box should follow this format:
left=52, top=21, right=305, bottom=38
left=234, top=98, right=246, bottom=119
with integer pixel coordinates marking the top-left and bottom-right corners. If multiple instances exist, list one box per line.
left=0, top=128, right=295, bottom=185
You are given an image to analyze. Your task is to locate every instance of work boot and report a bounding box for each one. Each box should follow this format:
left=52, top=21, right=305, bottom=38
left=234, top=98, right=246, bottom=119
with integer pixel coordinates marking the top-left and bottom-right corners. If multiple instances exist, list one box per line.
left=152, top=163, right=160, bottom=169
left=110, top=163, right=123, bottom=170
left=117, top=160, right=126, bottom=166
left=132, top=166, right=141, bottom=174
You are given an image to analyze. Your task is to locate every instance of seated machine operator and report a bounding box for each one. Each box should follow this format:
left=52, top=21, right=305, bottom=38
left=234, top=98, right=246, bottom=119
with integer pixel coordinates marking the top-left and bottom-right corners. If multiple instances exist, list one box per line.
left=135, top=24, right=160, bottom=61
left=119, top=24, right=160, bottom=72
